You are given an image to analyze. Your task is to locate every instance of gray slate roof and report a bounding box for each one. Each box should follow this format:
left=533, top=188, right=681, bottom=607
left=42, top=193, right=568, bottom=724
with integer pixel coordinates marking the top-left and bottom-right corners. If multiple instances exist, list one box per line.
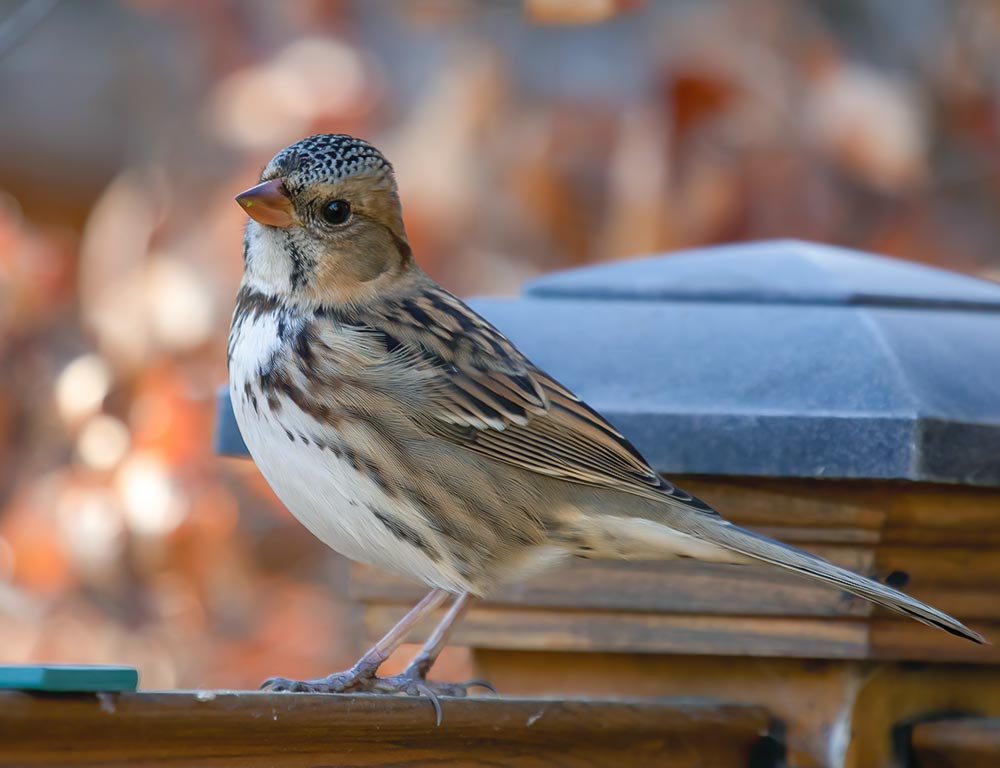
left=216, top=240, right=1000, bottom=486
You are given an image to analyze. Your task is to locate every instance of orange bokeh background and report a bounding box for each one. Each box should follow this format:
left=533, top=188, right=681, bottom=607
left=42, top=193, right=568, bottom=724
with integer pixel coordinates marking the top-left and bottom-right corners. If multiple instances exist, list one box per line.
left=1, top=0, right=998, bottom=688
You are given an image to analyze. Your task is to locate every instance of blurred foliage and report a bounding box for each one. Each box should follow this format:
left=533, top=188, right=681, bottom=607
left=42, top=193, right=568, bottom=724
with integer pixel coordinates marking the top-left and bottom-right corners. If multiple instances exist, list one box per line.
left=0, top=0, right=998, bottom=688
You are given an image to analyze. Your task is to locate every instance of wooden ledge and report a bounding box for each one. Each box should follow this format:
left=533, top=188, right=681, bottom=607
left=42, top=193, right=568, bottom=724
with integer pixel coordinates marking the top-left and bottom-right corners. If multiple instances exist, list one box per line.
left=909, top=717, right=1000, bottom=768
left=0, top=690, right=781, bottom=767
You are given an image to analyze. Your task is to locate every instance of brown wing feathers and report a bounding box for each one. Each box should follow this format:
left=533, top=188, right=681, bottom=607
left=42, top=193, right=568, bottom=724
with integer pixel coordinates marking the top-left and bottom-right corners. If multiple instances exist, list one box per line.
left=337, top=285, right=716, bottom=512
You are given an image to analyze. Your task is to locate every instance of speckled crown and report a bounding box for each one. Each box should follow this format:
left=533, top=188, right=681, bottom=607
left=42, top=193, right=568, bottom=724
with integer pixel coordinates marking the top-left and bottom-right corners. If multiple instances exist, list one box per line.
left=264, top=134, right=393, bottom=187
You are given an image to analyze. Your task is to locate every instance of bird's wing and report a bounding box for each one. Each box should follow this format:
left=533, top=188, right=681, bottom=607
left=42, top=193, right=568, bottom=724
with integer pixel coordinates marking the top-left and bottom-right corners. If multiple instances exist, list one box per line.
left=349, top=286, right=718, bottom=514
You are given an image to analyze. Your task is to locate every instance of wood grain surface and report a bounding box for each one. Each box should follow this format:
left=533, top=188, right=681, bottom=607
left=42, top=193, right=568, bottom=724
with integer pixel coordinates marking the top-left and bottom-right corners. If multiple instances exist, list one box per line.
left=910, top=717, right=1000, bottom=768
left=0, top=690, right=779, bottom=768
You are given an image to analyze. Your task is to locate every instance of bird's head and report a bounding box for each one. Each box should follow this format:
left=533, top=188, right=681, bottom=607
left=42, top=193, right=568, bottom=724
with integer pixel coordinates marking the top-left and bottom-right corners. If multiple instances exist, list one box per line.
left=235, top=134, right=411, bottom=303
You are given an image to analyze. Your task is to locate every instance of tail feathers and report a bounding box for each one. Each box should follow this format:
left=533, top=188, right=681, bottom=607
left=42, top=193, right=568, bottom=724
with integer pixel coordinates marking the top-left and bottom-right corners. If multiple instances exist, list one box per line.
left=702, top=521, right=986, bottom=644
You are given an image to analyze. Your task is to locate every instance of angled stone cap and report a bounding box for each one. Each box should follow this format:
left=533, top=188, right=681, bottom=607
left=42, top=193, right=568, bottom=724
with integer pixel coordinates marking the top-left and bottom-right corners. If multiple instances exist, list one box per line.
left=217, top=240, right=1000, bottom=486
left=526, top=239, right=1000, bottom=310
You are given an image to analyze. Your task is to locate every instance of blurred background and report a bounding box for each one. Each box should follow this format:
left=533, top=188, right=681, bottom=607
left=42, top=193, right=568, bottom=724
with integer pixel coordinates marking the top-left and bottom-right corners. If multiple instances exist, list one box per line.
left=1, top=0, right=999, bottom=689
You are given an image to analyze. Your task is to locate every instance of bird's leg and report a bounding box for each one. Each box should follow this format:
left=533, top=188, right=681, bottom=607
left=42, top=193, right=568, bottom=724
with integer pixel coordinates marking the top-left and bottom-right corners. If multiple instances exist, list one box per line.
left=370, top=591, right=498, bottom=720
left=262, top=588, right=450, bottom=693
left=403, top=591, right=475, bottom=680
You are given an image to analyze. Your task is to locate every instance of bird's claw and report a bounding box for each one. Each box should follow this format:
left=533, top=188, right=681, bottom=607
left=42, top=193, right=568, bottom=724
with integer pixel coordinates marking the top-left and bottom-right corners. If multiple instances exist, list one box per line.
left=374, top=672, right=499, bottom=698
left=463, top=678, right=499, bottom=696
left=371, top=672, right=500, bottom=725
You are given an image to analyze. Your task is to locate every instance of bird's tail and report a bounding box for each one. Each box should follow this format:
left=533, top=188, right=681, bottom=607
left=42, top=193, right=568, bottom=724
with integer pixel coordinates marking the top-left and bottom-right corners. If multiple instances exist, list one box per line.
left=589, top=511, right=985, bottom=644
left=686, top=518, right=986, bottom=644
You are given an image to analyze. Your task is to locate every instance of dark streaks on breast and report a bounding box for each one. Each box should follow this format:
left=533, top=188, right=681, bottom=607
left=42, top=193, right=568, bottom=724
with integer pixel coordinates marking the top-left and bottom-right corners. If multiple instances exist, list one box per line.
left=228, top=287, right=285, bottom=365
left=294, top=325, right=315, bottom=369
left=369, top=506, right=440, bottom=561
left=242, top=380, right=259, bottom=415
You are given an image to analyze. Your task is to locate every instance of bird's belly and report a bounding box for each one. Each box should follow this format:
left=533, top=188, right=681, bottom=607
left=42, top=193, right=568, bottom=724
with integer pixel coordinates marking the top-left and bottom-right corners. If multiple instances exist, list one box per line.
left=229, top=378, right=470, bottom=593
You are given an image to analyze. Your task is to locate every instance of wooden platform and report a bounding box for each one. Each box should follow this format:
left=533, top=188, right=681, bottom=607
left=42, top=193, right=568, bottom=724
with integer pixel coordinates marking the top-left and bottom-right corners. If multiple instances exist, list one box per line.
left=907, top=717, right=1000, bottom=768
left=0, top=691, right=781, bottom=767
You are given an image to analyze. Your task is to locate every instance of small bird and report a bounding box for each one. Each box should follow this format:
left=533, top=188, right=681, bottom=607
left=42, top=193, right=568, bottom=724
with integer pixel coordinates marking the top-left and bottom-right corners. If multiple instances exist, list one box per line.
left=229, top=134, right=984, bottom=707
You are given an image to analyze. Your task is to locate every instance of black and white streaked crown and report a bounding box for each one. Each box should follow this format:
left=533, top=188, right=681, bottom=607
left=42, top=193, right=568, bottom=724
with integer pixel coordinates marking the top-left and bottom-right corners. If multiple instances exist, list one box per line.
left=263, top=134, right=393, bottom=188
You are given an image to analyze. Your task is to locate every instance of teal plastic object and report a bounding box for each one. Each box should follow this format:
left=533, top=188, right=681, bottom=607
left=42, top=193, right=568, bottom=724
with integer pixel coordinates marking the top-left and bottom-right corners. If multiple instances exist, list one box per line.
left=0, top=665, right=138, bottom=692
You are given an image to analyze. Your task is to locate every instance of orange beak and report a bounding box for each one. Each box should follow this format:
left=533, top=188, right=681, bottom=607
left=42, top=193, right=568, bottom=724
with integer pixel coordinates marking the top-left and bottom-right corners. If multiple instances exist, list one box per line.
left=235, top=178, right=298, bottom=228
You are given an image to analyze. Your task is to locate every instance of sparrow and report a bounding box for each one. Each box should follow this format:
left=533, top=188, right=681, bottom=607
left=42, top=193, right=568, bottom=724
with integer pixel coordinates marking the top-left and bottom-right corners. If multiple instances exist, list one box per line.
left=228, top=134, right=984, bottom=711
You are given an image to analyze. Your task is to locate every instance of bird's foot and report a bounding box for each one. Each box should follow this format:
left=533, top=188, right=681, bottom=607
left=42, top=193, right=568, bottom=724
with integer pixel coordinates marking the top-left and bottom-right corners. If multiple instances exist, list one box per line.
left=261, top=666, right=497, bottom=724
left=370, top=670, right=497, bottom=698
left=368, top=669, right=499, bottom=725
left=261, top=667, right=374, bottom=694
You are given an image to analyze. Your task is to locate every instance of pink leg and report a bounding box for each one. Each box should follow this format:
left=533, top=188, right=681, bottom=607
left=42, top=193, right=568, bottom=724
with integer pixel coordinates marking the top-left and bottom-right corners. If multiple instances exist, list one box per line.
left=262, top=588, right=450, bottom=693
left=404, top=591, right=475, bottom=679
left=370, top=591, right=495, bottom=724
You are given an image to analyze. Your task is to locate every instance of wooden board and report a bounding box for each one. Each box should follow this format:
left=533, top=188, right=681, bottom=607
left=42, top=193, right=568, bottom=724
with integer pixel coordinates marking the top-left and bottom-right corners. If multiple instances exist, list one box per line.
left=469, top=652, right=861, bottom=768
left=365, top=603, right=874, bottom=659
left=0, top=691, right=778, bottom=768
left=910, top=718, right=1000, bottom=768
left=467, top=653, right=1000, bottom=768
left=848, top=670, right=1000, bottom=768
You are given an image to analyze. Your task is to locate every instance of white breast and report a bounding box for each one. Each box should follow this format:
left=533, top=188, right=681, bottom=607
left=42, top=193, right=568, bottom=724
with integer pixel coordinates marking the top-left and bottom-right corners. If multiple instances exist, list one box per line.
left=228, top=309, right=470, bottom=594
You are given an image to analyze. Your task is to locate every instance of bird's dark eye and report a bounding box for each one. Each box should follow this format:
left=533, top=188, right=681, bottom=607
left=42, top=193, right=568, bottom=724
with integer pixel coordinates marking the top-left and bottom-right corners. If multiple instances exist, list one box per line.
left=320, top=199, right=351, bottom=225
